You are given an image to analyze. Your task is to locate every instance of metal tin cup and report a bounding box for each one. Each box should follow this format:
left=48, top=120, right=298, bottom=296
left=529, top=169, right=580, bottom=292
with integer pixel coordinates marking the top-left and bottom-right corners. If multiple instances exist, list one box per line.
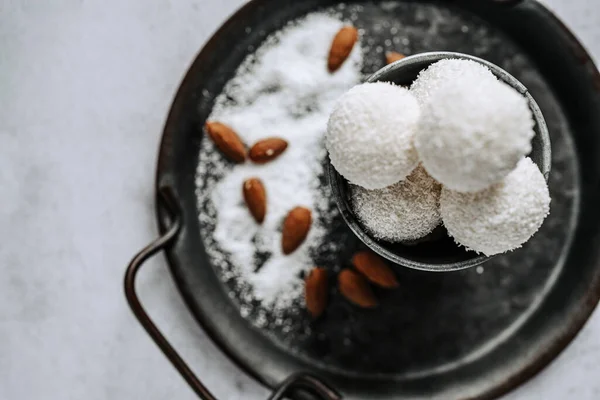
left=328, top=51, right=551, bottom=272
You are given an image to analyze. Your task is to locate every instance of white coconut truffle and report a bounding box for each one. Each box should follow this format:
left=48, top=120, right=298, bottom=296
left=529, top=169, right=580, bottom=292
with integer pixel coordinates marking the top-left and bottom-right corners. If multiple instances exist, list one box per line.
left=441, top=157, right=550, bottom=256
left=350, top=165, right=442, bottom=242
left=326, top=82, right=420, bottom=190
left=415, top=79, right=535, bottom=192
left=410, top=59, right=497, bottom=105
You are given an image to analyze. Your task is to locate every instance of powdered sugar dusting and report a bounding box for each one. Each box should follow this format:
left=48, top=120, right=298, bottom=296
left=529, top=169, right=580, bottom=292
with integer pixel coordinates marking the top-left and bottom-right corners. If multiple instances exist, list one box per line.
left=196, top=13, right=363, bottom=315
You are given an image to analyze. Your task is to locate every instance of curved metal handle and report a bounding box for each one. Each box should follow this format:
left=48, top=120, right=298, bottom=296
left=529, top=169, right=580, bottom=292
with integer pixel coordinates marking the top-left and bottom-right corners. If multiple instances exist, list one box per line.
left=267, top=373, right=342, bottom=400
left=124, top=187, right=341, bottom=400
left=124, top=187, right=219, bottom=400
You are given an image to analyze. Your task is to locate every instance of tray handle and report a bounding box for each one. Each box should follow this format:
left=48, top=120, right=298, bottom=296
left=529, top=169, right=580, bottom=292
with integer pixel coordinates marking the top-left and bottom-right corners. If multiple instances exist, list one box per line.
left=124, top=187, right=341, bottom=400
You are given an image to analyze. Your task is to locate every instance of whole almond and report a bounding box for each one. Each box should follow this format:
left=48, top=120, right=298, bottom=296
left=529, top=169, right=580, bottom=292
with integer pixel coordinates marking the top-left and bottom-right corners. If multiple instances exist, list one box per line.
left=338, top=269, right=378, bottom=308
left=249, top=137, right=288, bottom=164
left=328, top=26, right=359, bottom=72
left=205, top=122, right=246, bottom=163
left=282, top=207, right=312, bottom=255
left=352, top=251, right=399, bottom=289
left=243, top=178, right=267, bottom=224
left=305, top=267, right=328, bottom=318
left=386, top=51, right=406, bottom=65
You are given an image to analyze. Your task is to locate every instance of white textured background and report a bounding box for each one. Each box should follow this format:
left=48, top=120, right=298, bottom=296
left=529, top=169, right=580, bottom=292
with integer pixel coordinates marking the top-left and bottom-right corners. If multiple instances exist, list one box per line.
left=1, top=1, right=599, bottom=399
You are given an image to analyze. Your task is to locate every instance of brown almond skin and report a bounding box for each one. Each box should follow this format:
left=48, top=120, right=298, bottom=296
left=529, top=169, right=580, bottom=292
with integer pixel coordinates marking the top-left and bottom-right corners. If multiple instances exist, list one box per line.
left=328, top=26, right=359, bottom=72
left=386, top=51, right=406, bottom=65
left=338, top=269, right=378, bottom=308
left=243, top=178, right=267, bottom=224
left=205, top=122, right=246, bottom=163
left=352, top=251, right=399, bottom=289
left=305, top=268, right=328, bottom=318
left=282, top=207, right=312, bottom=255
left=249, top=137, right=288, bottom=164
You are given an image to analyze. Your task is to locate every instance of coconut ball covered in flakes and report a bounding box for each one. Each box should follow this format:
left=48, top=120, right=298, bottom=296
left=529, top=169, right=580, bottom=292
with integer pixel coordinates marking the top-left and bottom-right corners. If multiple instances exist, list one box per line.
left=326, top=82, right=421, bottom=190
left=441, top=157, right=550, bottom=256
left=350, top=165, right=442, bottom=242
left=410, top=58, right=498, bottom=105
left=415, top=78, right=535, bottom=192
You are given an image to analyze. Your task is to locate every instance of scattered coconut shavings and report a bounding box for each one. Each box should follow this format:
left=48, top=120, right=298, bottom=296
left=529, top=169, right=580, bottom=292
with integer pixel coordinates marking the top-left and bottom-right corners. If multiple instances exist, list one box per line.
left=350, top=165, right=442, bottom=242
left=196, top=13, right=363, bottom=316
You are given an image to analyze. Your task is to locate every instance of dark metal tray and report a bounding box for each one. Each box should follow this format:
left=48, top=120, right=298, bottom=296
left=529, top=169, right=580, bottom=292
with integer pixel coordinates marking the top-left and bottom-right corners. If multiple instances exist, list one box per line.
left=125, top=1, right=600, bottom=399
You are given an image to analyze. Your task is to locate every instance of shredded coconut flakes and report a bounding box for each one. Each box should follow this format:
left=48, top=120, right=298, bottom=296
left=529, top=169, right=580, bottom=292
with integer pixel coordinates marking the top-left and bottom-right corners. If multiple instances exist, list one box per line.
left=196, top=13, right=363, bottom=315
left=441, top=157, right=551, bottom=256
left=326, top=82, right=421, bottom=189
left=350, top=165, right=442, bottom=242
